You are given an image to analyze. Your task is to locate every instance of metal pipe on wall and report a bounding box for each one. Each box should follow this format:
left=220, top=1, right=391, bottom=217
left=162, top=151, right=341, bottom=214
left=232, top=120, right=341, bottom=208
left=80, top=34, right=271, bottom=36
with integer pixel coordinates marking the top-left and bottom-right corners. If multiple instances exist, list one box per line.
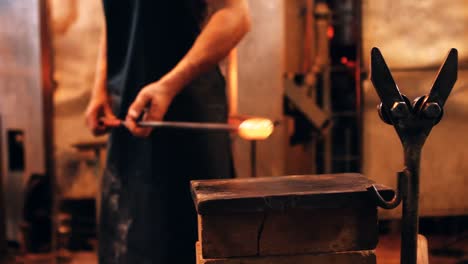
left=315, top=3, right=332, bottom=173
left=0, top=116, right=7, bottom=255
left=0, top=0, right=54, bottom=245
left=227, top=49, right=239, bottom=117
left=39, top=0, right=56, bottom=254
left=355, top=0, right=364, bottom=172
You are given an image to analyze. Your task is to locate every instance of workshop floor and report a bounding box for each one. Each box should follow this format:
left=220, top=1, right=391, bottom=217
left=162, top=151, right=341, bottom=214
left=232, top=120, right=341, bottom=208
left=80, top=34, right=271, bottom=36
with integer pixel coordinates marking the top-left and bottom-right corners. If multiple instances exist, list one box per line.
left=5, top=233, right=468, bottom=264
left=377, top=233, right=468, bottom=264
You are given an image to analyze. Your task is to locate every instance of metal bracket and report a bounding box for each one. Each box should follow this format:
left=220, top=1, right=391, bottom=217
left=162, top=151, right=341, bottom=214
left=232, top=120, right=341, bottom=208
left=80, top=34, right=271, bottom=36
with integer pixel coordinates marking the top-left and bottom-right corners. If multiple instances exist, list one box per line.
left=284, top=79, right=330, bottom=131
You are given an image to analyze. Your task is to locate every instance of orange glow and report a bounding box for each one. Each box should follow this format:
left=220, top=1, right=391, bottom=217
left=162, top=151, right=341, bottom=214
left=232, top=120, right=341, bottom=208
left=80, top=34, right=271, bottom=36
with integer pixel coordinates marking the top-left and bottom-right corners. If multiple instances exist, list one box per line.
left=227, top=49, right=239, bottom=116
left=237, top=118, right=274, bottom=141
left=327, top=26, right=334, bottom=39
left=341, top=56, right=348, bottom=65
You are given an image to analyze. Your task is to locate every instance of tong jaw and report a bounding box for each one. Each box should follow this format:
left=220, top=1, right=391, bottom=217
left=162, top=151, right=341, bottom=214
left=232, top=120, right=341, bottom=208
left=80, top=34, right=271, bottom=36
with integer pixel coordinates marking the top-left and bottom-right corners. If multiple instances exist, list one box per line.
left=370, top=48, right=408, bottom=126
left=414, top=48, right=458, bottom=123
left=371, top=47, right=458, bottom=137
left=367, top=47, right=458, bottom=210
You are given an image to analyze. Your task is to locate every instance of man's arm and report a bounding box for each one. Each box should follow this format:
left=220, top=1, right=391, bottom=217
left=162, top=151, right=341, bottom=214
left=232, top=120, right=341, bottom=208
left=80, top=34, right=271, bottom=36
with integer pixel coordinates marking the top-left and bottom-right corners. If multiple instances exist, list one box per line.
left=92, top=33, right=107, bottom=99
left=125, top=0, right=251, bottom=137
left=85, top=31, right=118, bottom=135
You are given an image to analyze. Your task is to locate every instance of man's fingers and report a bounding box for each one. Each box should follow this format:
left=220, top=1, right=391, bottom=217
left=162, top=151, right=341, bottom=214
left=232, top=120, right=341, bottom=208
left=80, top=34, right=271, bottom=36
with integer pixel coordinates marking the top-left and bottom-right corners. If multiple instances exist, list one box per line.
left=100, top=104, right=120, bottom=128
left=104, top=104, right=117, bottom=119
left=127, top=125, right=152, bottom=137
left=128, top=91, right=151, bottom=120
left=85, top=101, right=120, bottom=135
left=86, top=108, right=107, bottom=135
left=146, top=101, right=164, bottom=122
left=124, top=116, right=152, bottom=137
left=91, top=117, right=108, bottom=135
left=125, top=90, right=157, bottom=137
left=93, top=126, right=108, bottom=136
left=99, top=118, right=122, bottom=128
left=85, top=107, right=98, bottom=128
left=125, top=87, right=173, bottom=137
left=92, top=116, right=109, bottom=135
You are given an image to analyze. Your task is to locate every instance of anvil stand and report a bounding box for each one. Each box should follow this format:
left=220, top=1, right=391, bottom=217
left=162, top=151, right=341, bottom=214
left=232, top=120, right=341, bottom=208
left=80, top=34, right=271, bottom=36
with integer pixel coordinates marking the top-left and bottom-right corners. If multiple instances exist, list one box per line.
left=366, top=48, right=458, bottom=264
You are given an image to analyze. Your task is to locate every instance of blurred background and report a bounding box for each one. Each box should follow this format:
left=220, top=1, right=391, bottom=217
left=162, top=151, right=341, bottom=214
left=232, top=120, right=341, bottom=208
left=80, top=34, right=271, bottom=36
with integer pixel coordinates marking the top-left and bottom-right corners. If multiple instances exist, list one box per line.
left=0, top=0, right=466, bottom=263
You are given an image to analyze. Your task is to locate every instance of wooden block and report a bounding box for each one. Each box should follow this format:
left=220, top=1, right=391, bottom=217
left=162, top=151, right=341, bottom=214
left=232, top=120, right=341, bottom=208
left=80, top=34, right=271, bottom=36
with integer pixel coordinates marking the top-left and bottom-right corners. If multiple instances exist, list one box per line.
left=197, top=242, right=376, bottom=264
left=417, top=234, right=429, bottom=264
left=199, top=212, right=265, bottom=257
left=259, top=207, right=377, bottom=256
left=199, top=207, right=377, bottom=258
left=192, top=174, right=392, bottom=258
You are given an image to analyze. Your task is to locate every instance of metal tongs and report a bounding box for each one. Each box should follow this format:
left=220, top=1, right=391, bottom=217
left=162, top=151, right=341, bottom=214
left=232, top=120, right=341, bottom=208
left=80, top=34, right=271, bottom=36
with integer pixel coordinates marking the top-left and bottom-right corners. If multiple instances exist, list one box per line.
left=367, top=47, right=458, bottom=264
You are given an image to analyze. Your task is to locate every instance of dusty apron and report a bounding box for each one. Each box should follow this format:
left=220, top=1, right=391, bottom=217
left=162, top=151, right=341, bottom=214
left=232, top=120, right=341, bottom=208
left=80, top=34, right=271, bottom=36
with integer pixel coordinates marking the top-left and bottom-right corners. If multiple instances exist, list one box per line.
left=99, top=1, right=234, bottom=263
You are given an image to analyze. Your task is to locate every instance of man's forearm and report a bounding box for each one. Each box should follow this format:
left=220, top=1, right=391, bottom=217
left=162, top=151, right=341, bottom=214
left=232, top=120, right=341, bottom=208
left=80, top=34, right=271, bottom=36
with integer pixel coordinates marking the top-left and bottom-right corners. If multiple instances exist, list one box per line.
left=158, top=0, right=250, bottom=96
left=125, top=1, right=250, bottom=136
left=92, top=32, right=108, bottom=98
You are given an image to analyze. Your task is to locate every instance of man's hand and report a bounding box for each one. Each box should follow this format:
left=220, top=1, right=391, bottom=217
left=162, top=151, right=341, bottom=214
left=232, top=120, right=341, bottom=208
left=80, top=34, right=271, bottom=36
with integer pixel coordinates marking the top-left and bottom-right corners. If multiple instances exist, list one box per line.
left=125, top=82, right=175, bottom=137
left=85, top=91, right=116, bottom=136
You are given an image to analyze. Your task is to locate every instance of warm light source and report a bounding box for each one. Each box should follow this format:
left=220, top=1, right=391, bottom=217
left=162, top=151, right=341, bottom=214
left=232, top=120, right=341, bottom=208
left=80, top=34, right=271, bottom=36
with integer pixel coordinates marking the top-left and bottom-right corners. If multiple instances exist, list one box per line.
left=237, top=118, right=274, bottom=140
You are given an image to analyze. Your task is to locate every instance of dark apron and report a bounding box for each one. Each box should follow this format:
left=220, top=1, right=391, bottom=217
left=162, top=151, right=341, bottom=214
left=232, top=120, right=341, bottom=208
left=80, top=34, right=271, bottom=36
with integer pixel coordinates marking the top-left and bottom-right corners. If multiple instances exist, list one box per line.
left=99, top=1, right=233, bottom=263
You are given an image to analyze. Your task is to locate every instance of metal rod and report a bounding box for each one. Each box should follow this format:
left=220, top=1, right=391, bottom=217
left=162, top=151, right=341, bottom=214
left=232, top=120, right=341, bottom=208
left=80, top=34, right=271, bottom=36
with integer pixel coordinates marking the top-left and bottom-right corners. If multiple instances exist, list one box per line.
left=251, top=141, right=257, bottom=177
left=101, top=118, right=239, bottom=131
left=102, top=118, right=275, bottom=141
left=401, top=147, right=421, bottom=264
left=137, top=121, right=238, bottom=131
left=0, top=116, right=7, bottom=256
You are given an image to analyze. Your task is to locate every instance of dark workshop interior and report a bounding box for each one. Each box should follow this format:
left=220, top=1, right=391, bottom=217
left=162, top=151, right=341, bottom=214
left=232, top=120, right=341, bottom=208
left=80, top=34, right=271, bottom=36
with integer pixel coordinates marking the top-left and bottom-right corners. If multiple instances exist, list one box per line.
left=0, top=0, right=467, bottom=264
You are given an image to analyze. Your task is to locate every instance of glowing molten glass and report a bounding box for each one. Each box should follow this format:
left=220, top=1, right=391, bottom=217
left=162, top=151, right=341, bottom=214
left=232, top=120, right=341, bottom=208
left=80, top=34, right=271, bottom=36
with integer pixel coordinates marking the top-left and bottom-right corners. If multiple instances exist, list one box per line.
left=237, top=118, right=274, bottom=140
